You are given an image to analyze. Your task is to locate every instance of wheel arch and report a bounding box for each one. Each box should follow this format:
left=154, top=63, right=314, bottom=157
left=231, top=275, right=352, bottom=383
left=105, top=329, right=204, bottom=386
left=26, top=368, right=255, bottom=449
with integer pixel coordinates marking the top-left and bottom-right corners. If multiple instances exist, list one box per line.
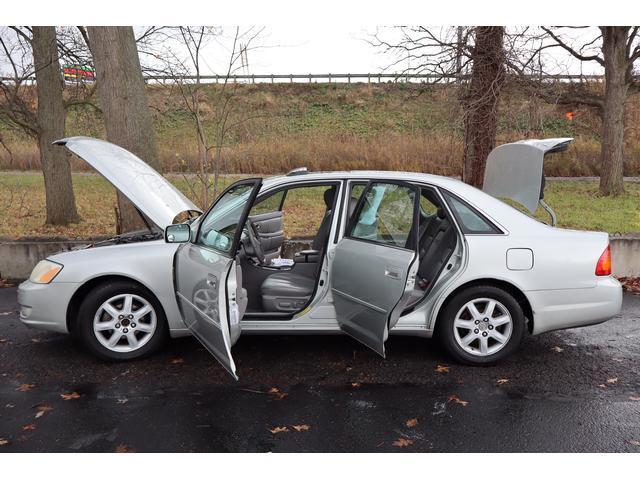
left=433, top=278, right=534, bottom=334
left=66, top=274, right=168, bottom=336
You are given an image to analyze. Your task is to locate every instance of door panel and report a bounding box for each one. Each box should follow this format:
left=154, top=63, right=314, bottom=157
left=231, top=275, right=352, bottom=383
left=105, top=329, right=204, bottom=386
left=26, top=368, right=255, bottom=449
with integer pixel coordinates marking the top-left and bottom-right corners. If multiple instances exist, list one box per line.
left=331, top=181, right=420, bottom=357
left=173, top=178, right=261, bottom=380
left=246, top=210, right=285, bottom=264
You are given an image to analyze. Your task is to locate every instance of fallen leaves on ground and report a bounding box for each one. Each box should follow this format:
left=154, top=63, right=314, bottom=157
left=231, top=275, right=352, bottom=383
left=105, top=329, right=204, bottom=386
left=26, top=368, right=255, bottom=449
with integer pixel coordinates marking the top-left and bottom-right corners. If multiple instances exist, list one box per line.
left=435, top=364, right=450, bottom=373
left=448, top=394, right=469, bottom=407
left=292, top=424, right=311, bottom=432
left=115, top=444, right=136, bottom=453
left=268, top=387, right=288, bottom=401
left=350, top=382, right=361, bottom=388
left=0, top=278, right=14, bottom=288
left=606, top=377, right=618, bottom=384
left=597, top=384, right=607, bottom=389
left=30, top=338, right=41, bottom=343
left=16, top=383, right=35, bottom=392
left=0, top=337, right=7, bottom=343
left=169, top=357, right=185, bottom=365
left=60, top=392, right=81, bottom=400
left=629, top=440, right=640, bottom=447
left=392, top=438, right=414, bottom=448
left=0, top=438, right=9, bottom=446
left=629, top=396, right=640, bottom=401
left=268, top=426, right=289, bottom=434
left=618, top=276, right=640, bottom=295
left=551, top=346, right=564, bottom=353
left=405, top=418, right=418, bottom=428
left=497, top=378, right=510, bottom=385
left=34, top=404, right=53, bottom=419
left=22, top=424, right=36, bottom=431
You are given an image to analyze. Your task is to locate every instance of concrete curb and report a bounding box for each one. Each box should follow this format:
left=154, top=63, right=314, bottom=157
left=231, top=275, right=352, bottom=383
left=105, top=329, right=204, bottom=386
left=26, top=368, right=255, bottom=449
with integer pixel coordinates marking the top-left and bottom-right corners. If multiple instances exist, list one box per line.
left=0, top=236, right=637, bottom=281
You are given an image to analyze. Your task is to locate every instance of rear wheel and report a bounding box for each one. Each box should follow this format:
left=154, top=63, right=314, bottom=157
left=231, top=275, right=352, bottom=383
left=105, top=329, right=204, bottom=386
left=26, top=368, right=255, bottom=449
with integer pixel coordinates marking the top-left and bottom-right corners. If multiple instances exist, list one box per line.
left=77, top=280, right=168, bottom=361
left=437, top=285, right=525, bottom=365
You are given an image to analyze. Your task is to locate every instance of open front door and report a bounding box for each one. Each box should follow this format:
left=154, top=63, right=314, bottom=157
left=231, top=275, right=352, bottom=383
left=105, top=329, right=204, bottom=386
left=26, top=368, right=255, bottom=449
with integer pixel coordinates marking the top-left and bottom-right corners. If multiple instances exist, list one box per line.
left=331, top=181, right=420, bottom=357
left=173, top=179, right=261, bottom=380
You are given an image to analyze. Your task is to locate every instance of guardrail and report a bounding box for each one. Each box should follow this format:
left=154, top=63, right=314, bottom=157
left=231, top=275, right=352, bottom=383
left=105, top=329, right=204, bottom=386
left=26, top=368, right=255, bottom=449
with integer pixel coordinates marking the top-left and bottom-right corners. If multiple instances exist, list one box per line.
left=2, top=72, right=608, bottom=85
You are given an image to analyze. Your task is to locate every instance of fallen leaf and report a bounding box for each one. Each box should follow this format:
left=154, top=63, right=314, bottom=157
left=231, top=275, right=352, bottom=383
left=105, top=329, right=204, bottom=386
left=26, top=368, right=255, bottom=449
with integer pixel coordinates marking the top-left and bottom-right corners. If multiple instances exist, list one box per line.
left=116, top=398, right=129, bottom=404
left=497, top=378, right=510, bottom=385
left=31, top=338, right=41, bottom=343
left=268, top=387, right=288, bottom=401
left=629, top=396, right=640, bottom=401
left=392, top=438, right=414, bottom=447
left=115, top=443, right=136, bottom=453
left=0, top=337, right=7, bottom=343
left=22, top=424, right=36, bottom=431
left=170, top=357, right=184, bottom=365
left=16, top=383, right=35, bottom=392
left=629, top=440, right=640, bottom=447
left=405, top=418, right=418, bottom=428
left=268, top=426, right=289, bottom=434
left=292, top=424, right=310, bottom=432
left=552, top=346, right=564, bottom=353
left=60, top=392, right=81, bottom=401
left=597, top=384, right=607, bottom=389
left=0, top=438, right=9, bottom=446
left=34, top=404, right=53, bottom=419
left=350, top=382, right=361, bottom=388
left=606, top=377, right=618, bottom=384
left=448, top=394, right=469, bottom=407
left=435, top=364, right=450, bottom=373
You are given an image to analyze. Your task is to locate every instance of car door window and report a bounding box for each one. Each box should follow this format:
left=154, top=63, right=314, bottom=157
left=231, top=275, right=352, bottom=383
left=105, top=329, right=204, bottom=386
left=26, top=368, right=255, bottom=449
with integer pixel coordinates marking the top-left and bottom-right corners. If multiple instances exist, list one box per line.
left=349, top=182, right=417, bottom=248
left=197, top=183, right=256, bottom=253
left=442, top=191, right=500, bottom=234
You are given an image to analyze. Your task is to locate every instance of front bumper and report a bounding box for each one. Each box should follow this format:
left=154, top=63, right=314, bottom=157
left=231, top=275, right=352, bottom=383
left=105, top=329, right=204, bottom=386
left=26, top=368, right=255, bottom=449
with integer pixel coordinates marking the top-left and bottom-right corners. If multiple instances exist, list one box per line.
left=528, top=276, right=623, bottom=335
left=17, top=280, right=80, bottom=334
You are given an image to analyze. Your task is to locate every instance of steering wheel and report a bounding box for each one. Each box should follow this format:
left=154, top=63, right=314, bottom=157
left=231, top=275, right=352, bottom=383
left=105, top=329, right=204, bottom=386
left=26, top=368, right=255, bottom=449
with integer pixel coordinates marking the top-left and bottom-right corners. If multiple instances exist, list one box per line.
left=242, top=219, right=266, bottom=265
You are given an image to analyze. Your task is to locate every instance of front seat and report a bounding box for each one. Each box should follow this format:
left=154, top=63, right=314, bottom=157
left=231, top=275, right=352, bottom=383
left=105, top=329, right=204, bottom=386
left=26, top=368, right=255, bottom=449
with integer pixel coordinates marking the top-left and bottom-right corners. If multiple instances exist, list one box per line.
left=293, top=187, right=336, bottom=263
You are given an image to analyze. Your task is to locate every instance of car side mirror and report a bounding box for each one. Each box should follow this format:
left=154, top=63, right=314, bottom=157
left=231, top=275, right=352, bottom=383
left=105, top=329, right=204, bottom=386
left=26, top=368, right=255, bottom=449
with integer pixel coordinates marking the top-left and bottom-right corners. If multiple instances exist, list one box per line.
left=165, top=224, right=191, bottom=243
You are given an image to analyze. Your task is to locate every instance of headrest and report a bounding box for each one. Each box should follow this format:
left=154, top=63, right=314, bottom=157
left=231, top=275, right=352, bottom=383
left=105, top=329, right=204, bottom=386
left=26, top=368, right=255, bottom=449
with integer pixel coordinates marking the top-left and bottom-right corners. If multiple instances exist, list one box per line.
left=324, top=188, right=336, bottom=209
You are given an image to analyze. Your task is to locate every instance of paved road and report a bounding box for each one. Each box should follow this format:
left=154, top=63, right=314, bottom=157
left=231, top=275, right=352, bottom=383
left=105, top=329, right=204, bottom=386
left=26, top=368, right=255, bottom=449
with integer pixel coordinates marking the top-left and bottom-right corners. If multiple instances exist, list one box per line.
left=1, top=286, right=639, bottom=452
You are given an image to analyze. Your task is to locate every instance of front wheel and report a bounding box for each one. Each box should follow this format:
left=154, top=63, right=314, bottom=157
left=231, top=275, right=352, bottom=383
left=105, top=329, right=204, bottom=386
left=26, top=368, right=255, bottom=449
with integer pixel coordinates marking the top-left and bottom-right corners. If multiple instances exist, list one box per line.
left=436, top=285, right=525, bottom=365
left=77, top=280, right=169, bottom=361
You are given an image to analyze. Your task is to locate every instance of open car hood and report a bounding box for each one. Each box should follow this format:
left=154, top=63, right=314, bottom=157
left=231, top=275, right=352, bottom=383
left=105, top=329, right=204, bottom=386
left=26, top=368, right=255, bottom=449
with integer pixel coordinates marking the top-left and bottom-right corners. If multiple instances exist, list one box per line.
left=56, top=136, right=202, bottom=229
left=483, top=138, right=573, bottom=213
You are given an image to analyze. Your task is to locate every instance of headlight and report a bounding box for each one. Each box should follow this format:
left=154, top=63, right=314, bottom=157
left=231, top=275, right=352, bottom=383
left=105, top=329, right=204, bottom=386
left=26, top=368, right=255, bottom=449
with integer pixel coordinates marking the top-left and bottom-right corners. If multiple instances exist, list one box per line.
left=29, top=260, right=63, bottom=284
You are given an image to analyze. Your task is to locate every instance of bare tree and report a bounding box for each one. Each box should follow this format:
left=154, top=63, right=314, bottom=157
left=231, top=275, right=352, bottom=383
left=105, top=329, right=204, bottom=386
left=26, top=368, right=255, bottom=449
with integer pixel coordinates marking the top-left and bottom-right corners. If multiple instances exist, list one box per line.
left=87, top=26, right=160, bottom=232
left=540, top=27, right=640, bottom=196
left=157, top=26, right=263, bottom=208
left=0, top=26, right=79, bottom=225
left=372, top=26, right=546, bottom=187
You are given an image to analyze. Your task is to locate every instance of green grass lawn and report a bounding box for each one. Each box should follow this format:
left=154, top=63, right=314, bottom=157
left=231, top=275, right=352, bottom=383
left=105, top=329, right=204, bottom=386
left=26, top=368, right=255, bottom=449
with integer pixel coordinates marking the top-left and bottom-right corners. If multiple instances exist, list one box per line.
left=1, top=173, right=639, bottom=239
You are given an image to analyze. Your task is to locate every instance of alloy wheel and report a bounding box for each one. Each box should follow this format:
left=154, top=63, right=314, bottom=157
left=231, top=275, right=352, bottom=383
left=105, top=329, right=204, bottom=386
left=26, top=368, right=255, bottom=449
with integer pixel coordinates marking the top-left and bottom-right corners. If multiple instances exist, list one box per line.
left=452, top=297, right=513, bottom=356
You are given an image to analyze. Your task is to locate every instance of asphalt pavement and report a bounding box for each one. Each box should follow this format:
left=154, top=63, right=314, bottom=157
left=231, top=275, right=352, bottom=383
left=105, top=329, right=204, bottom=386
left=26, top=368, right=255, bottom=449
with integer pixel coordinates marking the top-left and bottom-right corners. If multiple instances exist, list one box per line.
left=1, top=285, right=639, bottom=452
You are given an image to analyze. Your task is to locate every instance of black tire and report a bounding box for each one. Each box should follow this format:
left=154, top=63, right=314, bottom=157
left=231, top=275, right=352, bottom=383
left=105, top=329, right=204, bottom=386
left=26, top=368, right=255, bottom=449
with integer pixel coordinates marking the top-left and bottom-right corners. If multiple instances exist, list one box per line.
left=77, top=280, right=169, bottom=361
left=436, top=285, right=525, bottom=365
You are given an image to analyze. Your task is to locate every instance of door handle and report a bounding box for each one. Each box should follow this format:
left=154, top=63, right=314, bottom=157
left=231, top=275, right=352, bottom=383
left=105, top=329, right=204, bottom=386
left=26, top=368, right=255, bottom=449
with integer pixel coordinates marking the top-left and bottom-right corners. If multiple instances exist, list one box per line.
left=384, top=268, right=400, bottom=280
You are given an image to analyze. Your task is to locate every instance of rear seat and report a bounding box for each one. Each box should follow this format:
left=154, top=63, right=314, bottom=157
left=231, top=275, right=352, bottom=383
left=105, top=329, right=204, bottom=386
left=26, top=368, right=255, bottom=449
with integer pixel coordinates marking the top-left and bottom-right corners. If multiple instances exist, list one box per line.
left=416, top=208, right=456, bottom=291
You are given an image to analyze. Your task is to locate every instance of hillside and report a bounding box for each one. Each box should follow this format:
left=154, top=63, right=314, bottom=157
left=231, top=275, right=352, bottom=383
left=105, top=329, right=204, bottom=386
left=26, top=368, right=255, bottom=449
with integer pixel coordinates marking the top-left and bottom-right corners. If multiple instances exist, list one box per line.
left=2, top=82, right=639, bottom=176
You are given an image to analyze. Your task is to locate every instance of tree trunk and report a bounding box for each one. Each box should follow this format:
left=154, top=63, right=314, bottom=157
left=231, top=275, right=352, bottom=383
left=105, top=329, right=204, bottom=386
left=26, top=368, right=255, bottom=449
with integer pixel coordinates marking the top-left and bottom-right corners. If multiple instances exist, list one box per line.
left=32, top=26, right=80, bottom=225
left=598, top=27, right=629, bottom=196
left=87, top=26, right=160, bottom=232
left=461, top=27, right=505, bottom=188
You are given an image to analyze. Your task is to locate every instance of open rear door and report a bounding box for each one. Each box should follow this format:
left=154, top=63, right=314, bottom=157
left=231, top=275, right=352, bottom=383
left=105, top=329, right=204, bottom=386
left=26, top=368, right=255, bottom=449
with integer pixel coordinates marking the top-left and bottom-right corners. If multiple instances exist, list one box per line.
left=173, top=179, right=261, bottom=380
left=330, top=181, right=420, bottom=357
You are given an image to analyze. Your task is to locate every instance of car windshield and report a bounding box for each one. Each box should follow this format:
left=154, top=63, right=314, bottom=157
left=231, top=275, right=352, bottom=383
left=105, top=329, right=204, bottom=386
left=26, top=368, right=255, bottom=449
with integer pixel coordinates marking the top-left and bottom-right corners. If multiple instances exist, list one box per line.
left=196, top=183, right=255, bottom=253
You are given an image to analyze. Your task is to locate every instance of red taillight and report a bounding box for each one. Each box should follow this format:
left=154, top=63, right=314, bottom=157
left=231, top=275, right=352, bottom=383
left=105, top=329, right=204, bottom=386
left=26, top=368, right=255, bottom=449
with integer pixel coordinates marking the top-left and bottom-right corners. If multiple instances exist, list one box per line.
left=595, top=245, right=612, bottom=276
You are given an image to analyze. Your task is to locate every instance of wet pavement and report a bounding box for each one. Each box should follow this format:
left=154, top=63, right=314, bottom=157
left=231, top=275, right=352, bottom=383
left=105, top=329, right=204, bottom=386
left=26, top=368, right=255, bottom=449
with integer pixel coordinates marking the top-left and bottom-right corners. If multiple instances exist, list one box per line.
left=1, top=286, right=639, bottom=452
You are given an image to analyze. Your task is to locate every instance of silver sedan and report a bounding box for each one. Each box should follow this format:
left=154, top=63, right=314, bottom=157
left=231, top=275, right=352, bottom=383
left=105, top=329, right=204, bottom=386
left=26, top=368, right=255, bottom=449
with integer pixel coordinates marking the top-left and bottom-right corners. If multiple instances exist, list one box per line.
left=18, top=136, right=622, bottom=379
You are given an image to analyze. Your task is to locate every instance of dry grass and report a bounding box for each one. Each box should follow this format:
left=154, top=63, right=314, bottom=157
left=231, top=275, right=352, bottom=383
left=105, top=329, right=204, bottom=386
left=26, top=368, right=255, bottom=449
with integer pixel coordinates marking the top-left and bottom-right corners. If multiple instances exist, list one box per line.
left=3, top=82, right=640, bottom=176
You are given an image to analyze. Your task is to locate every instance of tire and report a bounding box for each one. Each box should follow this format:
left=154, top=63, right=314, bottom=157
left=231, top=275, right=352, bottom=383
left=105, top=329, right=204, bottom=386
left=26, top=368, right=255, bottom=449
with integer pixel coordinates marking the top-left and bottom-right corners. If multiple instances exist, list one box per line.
left=436, top=285, right=525, bottom=365
left=77, top=280, right=168, bottom=361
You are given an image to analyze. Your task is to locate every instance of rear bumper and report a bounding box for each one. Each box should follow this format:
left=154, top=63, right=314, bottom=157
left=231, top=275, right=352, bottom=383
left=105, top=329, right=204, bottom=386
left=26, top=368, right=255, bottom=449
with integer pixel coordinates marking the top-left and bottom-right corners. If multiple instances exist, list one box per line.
left=527, top=276, right=622, bottom=335
left=17, top=280, right=78, bottom=334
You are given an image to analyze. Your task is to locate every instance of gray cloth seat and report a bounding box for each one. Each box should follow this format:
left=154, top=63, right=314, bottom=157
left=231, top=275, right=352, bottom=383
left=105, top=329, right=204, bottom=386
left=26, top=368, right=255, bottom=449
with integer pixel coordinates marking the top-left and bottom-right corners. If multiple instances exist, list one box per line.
left=261, top=272, right=316, bottom=312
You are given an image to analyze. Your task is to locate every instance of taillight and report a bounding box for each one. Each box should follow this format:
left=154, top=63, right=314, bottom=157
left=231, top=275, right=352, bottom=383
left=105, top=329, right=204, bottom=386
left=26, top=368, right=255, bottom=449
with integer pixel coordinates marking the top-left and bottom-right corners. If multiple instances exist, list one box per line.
left=595, top=245, right=611, bottom=276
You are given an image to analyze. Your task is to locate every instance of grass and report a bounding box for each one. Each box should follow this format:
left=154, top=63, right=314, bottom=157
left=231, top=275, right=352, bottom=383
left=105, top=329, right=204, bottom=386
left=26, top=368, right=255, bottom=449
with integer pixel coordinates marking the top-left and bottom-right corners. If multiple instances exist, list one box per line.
left=3, top=82, right=640, bottom=176
left=2, top=173, right=639, bottom=240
